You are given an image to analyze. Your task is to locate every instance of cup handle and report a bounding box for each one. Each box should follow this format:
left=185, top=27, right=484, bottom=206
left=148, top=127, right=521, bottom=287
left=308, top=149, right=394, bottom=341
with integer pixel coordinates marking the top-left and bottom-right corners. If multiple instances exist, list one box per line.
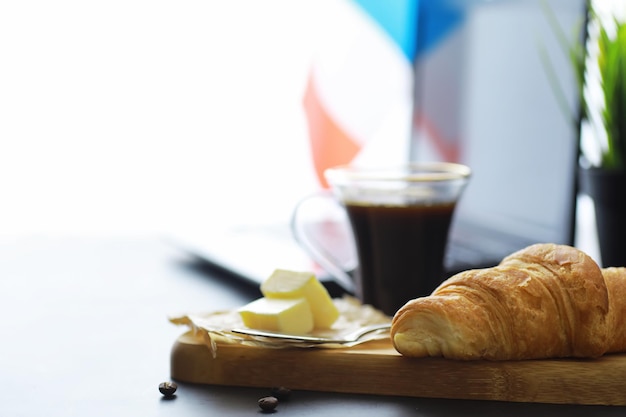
left=290, top=190, right=356, bottom=294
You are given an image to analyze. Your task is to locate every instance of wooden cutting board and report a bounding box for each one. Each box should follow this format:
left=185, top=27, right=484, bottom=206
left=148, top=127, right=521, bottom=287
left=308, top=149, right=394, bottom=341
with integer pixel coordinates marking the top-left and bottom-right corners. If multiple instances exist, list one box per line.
left=170, top=331, right=626, bottom=406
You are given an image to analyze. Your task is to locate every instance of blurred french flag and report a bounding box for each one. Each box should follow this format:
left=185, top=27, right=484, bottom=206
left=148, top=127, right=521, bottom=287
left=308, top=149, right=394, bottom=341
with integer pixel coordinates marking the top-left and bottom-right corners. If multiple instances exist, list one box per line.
left=303, top=0, right=474, bottom=188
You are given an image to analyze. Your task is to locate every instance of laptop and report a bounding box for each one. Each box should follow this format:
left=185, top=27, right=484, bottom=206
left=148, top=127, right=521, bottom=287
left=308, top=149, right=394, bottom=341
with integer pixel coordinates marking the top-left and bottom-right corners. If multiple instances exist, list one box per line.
left=170, top=0, right=585, bottom=295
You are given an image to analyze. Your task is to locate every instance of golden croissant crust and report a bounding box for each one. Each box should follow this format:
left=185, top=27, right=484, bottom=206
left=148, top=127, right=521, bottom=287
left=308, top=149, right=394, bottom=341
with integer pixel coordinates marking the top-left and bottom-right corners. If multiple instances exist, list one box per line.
left=604, top=267, right=626, bottom=353
left=391, top=243, right=622, bottom=360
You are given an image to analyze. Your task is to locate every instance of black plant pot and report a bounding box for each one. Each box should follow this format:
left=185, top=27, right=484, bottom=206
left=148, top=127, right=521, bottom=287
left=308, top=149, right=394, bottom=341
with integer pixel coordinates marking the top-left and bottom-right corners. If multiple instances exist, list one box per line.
left=580, top=167, right=626, bottom=267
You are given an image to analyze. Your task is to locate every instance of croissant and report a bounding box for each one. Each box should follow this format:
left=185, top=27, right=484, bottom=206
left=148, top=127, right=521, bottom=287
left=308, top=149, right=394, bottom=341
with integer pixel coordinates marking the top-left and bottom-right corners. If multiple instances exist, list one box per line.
left=605, top=266, right=626, bottom=353
left=391, top=243, right=617, bottom=360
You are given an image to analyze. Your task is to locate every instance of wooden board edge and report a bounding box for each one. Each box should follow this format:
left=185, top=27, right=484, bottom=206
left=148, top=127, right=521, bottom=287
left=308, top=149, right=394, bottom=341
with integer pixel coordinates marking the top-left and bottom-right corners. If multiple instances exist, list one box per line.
left=170, top=331, right=626, bottom=406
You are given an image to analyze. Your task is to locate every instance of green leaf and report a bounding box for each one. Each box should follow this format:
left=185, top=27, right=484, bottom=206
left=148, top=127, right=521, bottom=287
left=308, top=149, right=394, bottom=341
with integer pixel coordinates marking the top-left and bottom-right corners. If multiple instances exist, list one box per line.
left=598, top=17, right=626, bottom=169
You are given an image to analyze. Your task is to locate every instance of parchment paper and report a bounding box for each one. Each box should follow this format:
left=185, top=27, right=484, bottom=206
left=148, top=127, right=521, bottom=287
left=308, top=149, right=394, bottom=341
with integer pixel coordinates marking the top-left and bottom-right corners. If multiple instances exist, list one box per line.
left=169, top=296, right=392, bottom=357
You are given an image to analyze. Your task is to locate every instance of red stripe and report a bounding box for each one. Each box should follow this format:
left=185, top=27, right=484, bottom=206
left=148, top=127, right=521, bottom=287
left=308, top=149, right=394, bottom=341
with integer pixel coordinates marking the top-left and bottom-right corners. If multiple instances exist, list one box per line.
left=414, top=111, right=460, bottom=162
left=303, top=73, right=362, bottom=188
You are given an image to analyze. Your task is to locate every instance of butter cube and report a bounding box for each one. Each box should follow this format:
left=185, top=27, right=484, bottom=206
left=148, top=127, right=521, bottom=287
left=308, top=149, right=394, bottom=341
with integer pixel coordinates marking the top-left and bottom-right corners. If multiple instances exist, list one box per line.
left=261, top=269, right=339, bottom=329
left=237, top=297, right=314, bottom=334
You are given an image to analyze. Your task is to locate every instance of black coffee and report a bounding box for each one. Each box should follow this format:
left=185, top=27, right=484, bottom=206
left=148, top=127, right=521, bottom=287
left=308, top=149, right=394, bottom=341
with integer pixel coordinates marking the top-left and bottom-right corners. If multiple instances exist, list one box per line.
left=345, top=202, right=456, bottom=316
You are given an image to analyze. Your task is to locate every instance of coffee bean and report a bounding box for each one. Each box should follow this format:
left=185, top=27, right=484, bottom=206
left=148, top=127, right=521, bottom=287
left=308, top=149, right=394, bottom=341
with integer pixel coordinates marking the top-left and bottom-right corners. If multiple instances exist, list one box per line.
left=258, top=396, right=278, bottom=412
left=159, top=381, right=178, bottom=397
left=271, top=386, right=291, bottom=400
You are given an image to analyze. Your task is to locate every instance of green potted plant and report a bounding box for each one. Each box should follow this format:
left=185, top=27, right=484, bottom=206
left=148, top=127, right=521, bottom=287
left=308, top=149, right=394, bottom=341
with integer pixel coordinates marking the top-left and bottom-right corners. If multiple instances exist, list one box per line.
left=543, top=0, right=626, bottom=266
left=582, top=3, right=626, bottom=267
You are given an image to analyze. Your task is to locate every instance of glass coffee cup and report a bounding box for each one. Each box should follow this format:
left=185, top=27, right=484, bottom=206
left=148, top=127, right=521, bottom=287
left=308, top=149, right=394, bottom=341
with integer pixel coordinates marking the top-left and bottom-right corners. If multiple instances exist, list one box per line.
left=291, top=162, right=471, bottom=316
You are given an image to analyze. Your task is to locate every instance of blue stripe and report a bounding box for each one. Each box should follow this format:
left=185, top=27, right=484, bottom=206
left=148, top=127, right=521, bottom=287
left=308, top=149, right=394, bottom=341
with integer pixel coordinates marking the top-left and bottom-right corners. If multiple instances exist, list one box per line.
left=352, top=0, right=469, bottom=60
left=352, top=0, right=419, bottom=60
left=418, top=1, right=465, bottom=56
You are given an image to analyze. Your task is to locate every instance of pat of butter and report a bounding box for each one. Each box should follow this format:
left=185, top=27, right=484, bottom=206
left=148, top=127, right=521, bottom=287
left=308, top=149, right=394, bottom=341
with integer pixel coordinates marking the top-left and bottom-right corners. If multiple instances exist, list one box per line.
left=261, top=269, right=339, bottom=329
left=238, top=297, right=314, bottom=334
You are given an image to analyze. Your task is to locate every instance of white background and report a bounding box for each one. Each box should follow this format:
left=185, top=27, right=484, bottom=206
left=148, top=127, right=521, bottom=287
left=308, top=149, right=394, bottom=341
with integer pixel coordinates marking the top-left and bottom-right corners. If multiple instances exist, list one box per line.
left=0, top=1, right=332, bottom=238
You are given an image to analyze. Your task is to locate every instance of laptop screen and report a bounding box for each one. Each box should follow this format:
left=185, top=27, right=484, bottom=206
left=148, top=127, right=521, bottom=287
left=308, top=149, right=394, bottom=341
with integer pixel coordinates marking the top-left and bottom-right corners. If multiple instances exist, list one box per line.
left=411, top=0, right=585, bottom=265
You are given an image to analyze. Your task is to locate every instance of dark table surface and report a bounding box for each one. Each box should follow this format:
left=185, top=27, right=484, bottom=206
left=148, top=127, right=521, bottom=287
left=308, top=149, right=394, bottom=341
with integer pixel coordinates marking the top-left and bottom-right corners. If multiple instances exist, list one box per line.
left=1, top=235, right=624, bottom=416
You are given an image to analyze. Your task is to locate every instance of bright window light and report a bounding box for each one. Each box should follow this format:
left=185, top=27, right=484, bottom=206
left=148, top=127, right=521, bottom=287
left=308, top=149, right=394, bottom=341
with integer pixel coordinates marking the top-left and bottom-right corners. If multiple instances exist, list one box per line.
left=0, top=1, right=334, bottom=237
